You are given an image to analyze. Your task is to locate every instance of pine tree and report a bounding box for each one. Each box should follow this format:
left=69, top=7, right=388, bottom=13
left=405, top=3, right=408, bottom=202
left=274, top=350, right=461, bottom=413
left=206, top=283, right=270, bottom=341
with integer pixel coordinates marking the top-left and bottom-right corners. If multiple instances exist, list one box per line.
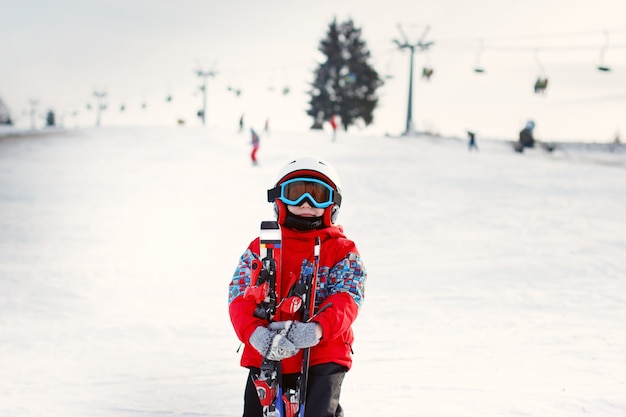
left=307, top=18, right=382, bottom=132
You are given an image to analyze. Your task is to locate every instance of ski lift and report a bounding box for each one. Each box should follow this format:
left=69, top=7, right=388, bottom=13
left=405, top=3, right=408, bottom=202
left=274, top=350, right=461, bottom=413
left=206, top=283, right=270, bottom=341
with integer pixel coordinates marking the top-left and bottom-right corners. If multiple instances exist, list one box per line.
left=421, top=67, right=434, bottom=80
left=534, top=77, right=549, bottom=94
left=421, top=51, right=434, bottom=81
left=227, top=86, right=242, bottom=96
left=382, top=52, right=395, bottom=80
left=227, top=72, right=243, bottom=96
left=267, top=75, right=275, bottom=92
left=597, top=30, right=612, bottom=72
left=533, top=49, right=549, bottom=94
left=473, top=40, right=486, bottom=73
left=281, top=68, right=292, bottom=95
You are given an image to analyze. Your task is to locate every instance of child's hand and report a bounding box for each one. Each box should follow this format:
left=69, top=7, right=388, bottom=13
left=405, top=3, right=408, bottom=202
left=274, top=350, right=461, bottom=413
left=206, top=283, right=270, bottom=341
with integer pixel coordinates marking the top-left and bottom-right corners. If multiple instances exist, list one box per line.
left=249, top=326, right=298, bottom=361
left=268, top=321, right=321, bottom=349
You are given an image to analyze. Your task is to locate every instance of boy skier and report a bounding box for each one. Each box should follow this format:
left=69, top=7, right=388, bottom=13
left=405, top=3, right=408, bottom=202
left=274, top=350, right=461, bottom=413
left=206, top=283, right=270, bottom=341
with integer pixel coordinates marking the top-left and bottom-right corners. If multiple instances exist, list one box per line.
left=228, top=156, right=367, bottom=417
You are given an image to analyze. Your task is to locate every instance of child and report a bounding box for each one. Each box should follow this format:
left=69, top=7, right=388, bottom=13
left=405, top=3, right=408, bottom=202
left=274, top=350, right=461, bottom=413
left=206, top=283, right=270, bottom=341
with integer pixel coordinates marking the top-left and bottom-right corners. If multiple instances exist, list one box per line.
left=250, top=128, right=260, bottom=165
left=329, top=115, right=338, bottom=141
left=228, top=156, right=367, bottom=417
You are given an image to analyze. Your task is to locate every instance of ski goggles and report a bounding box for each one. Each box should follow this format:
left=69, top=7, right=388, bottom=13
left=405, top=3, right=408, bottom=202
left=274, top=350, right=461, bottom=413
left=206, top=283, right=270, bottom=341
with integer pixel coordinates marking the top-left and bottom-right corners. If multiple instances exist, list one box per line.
left=267, top=177, right=341, bottom=208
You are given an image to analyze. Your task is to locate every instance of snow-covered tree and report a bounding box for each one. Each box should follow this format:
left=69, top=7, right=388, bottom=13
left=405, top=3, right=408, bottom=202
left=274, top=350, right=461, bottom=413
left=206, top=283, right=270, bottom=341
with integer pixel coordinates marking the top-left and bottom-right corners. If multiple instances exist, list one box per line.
left=307, top=18, right=382, bottom=132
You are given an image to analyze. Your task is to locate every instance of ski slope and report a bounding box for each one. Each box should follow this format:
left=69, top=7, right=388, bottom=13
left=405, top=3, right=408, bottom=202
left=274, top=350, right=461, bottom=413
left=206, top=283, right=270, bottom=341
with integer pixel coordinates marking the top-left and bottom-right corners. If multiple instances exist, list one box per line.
left=1, top=126, right=625, bottom=416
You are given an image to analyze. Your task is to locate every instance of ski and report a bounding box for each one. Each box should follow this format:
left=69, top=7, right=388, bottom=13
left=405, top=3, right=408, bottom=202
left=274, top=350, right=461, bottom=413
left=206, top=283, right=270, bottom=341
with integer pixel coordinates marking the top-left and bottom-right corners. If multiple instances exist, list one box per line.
left=245, top=220, right=283, bottom=417
left=296, top=236, right=321, bottom=417
left=244, top=222, right=322, bottom=417
left=274, top=235, right=321, bottom=417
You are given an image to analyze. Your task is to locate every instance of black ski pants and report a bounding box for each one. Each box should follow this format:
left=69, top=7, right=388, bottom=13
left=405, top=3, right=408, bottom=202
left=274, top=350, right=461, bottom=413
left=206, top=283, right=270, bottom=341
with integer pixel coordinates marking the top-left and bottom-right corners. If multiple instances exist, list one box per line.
left=242, top=362, right=347, bottom=417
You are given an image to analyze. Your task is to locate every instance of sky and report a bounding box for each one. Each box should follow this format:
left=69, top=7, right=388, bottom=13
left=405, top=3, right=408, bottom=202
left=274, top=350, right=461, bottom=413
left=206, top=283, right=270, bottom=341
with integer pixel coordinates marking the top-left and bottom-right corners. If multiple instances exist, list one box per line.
left=1, top=126, right=625, bottom=416
left=2, top=0, right=626, bottom=141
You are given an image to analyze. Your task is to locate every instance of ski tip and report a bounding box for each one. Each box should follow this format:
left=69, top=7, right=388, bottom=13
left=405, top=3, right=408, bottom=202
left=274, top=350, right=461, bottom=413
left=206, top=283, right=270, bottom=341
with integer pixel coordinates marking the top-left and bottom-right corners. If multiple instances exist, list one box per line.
left=261, top=220, right=280, bottom=230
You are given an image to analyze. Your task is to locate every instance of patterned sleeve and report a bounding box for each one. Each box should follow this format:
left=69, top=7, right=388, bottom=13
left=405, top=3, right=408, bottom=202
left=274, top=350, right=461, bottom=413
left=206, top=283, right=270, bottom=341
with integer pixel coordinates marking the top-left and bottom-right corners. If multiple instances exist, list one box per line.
left=228, top=248, right=258, bottom=304
left=325, top=252, right=366, bottom=308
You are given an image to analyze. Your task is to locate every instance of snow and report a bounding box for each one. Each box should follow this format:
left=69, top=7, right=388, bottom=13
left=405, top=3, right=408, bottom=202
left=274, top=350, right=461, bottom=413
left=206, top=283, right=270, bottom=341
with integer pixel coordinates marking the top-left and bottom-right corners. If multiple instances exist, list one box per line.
left=1, top=126, right=625, bottom=417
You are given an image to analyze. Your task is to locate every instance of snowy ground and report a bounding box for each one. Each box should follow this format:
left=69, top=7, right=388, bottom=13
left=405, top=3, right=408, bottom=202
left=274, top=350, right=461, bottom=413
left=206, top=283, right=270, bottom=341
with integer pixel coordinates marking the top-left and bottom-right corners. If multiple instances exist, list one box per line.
left=1, top=126, right=625, bottom=417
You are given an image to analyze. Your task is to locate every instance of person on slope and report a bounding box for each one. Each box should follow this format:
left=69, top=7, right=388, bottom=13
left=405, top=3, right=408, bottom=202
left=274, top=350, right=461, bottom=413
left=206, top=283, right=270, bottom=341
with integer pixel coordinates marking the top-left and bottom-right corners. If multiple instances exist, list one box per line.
left=228, top=156, right=367, bottom=417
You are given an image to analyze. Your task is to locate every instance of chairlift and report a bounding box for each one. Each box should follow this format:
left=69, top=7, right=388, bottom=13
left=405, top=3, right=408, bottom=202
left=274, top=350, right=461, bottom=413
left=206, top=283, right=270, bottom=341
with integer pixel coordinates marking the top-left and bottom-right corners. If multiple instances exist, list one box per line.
left=533, top=49, right=549, bottom=94
left=226, top=73, right=242, bottom=96
left=383, top=51, right=395, bottom=80
left=421, top=52, right=434, bottom=81
left=597, top=30, right=612, bottom=72
left=421, top=67, right=434, bottom=80
left=227, top=86, right=242, bottom=96
left=267, top=73, right=276, bottom=92
left=281, top=68, right=292, bottom=94
left=473, top=39, right=486, bottom=74
left=534, top=77, right=549, bottom=94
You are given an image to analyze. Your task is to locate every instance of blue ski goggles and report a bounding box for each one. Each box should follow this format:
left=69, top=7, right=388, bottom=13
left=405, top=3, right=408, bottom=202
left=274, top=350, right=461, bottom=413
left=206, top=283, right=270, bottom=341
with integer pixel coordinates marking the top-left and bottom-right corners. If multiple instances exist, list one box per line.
left=267, top=177, right=341, bottom=208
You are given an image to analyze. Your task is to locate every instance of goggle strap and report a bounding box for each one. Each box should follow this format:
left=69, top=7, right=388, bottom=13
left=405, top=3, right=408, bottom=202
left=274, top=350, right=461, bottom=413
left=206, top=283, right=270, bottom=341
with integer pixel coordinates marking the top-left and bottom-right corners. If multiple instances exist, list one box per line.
left=333, top=192, right=342, bottom=206
left=267, top=187, right=281, bottom=203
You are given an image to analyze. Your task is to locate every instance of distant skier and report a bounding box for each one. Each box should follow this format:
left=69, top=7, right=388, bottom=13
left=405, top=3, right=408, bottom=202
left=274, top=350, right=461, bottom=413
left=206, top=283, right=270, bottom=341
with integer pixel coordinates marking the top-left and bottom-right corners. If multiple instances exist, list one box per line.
left=250, top=128, right=260, bottom=165
left=467, top=130, right=478, bottom=151
left=329, top=115, right=338, bottom=141
left=239, top=113, right=245, bottom=133
left=515, top=120, right=536, bottom=153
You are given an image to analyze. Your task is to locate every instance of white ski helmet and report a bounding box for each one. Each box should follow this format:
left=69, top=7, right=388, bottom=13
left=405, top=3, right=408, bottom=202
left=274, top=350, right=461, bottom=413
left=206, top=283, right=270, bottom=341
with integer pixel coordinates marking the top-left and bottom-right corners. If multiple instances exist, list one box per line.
left=267, top=156, right=343, bottom=228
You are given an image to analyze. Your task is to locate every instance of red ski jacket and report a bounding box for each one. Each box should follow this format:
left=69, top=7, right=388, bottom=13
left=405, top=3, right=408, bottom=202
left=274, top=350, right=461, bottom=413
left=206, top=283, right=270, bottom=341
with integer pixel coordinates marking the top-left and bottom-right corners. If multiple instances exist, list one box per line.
left=228, top=224, right=366, bottom=374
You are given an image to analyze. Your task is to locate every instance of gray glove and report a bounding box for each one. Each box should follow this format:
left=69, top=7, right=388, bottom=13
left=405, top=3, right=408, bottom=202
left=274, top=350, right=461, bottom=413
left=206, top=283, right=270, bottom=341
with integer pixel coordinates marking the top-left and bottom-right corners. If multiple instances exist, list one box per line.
left=268, top=321, right=320, bottom=349
left=249, top=326, right=298, bottom=361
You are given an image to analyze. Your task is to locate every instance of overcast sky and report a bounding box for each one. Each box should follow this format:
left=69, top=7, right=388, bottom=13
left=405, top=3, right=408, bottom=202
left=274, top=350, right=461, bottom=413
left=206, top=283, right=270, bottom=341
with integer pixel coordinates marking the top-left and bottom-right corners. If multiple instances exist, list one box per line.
left=3, top=0, right=626, bottom=141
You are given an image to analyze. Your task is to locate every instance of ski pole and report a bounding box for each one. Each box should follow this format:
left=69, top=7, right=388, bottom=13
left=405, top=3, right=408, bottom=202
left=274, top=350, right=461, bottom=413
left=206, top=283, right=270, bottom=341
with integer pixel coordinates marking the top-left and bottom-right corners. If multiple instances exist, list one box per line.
left=297, top=236, right=321, bottom=417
